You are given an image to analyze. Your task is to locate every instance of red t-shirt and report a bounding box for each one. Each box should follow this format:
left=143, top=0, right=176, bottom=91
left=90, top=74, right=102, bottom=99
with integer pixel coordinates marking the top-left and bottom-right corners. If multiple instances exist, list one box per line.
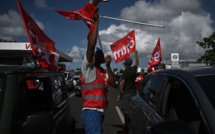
left=135, top=75, right=143, bottom=89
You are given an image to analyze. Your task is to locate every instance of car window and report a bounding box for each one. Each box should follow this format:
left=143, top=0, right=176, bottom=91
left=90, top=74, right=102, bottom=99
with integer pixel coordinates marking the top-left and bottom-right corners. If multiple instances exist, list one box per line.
left=52, top=75, right=67, bottom=107
left=139, top=75, right=166, bottom=108
left=195, top=75, right=215, bottom=109
left=162, top=76, right=209, bottom=134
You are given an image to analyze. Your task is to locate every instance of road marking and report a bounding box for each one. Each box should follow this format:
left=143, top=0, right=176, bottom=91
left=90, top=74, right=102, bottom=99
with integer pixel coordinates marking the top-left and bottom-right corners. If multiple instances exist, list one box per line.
left=69, top=93, right=75, bottom=98
left=115, top=106, right=125, bottom=124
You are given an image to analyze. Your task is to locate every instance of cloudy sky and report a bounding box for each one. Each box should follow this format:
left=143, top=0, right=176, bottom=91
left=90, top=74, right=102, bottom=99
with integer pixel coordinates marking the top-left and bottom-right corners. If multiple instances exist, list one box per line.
left=0, top=0, right=215, bottom=69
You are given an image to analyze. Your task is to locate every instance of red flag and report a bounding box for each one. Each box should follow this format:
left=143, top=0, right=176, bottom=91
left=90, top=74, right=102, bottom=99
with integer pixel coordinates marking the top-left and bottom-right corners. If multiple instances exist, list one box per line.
left=55, top=2, right=98, bottom=38
left=110, top=30, right=136, bottom=64
left=148, top=38, right=162, bottom=72
left=17, top=0, right=60, bottom=70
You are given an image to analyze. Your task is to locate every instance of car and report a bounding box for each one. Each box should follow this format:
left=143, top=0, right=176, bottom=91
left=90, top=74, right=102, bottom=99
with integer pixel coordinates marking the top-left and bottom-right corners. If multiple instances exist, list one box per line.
left=64, top=71, right=74, bottom=91
left=73, top=75, right=80, bottom=86
left=114, top=74, right=122, bottom=88
left=0, top=65, right=76, bottom=134
left=74, top=80, right=83, bottom=96
left=128, top=66, right=215, bottom=134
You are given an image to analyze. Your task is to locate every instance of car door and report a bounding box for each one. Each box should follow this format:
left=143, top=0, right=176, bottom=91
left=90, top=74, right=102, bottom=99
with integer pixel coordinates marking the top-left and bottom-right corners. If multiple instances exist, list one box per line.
left=129, top=74, right=166, bottom=134
left=158, top=75, right=209, bottom=134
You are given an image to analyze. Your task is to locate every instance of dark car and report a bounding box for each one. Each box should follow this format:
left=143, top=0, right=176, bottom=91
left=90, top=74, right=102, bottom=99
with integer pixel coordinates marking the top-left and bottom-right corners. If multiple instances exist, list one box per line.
left=114, top=74, right=122, bottom=88
left=74, top=80, right=82, bottom=96
left=128, top=67, right=215, bottom=134
left=0, top=65, right=76, bottom=134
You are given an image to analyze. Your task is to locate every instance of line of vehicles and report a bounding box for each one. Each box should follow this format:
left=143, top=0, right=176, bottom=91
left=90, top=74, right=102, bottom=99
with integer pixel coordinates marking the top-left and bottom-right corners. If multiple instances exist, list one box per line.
left=1, top=60, right=215, bottom=134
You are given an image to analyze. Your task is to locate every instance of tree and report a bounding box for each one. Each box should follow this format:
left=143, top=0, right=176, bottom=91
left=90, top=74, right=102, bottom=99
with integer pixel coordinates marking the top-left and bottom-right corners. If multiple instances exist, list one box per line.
left=113, top=68, right=118, bottom=74
left=58, top=63, right=66, bottom=71
left=0, top=38, right=17, bottom=42
left=197, top=32, right=215, bottom=65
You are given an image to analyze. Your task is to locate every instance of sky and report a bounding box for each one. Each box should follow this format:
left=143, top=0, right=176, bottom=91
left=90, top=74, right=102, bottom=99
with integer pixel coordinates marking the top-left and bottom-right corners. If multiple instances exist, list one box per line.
left=0, top=0, right=215, bottom=70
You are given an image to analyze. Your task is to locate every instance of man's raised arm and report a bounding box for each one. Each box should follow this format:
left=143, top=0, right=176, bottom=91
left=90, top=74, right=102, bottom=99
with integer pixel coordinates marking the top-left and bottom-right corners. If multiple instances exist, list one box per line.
left=86, top=12, right=99, bottom=63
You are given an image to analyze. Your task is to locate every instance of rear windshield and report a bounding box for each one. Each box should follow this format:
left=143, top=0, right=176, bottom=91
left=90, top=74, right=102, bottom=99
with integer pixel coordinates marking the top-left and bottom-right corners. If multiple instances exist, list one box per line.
left=195, top=75, right=215, bottom=109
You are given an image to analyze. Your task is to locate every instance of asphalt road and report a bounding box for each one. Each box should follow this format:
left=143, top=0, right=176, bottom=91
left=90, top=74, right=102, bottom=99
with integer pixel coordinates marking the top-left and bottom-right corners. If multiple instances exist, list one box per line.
left=68, top=86, right=126, bottom=134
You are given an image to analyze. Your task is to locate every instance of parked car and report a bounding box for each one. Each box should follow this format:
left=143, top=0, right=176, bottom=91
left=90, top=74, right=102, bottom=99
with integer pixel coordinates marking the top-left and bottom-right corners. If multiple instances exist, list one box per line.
left=64, top=71, right=74, bottom=91
left=114, top=74, right=122, bottom=88
left=0, top=65, right=76, bottom=134
left=74, top=80, right=83, bottom=96
left=73, top=75, right=80, bottom=86
left=128, top=67, right=215, bottom=134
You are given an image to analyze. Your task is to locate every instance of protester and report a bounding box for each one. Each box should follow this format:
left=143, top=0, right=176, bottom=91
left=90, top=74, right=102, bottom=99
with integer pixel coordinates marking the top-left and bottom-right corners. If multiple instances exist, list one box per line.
left=158, top=63, right=166, bottom=70
left=135, top=69, right=144, bottom=89
left=80, top=12, right=116, bottom=134
left=117, top=50, right=139, bottom=132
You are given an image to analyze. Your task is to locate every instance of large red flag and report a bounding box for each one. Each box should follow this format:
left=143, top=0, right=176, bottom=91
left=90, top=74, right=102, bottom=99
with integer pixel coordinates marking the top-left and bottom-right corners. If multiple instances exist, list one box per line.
left=55, top=2, right=98, bottom=38
left=148, top=38, right=162, bottom=72
left=110, top=30, right=136, bottom=64
left=17, top=0, right=60, bottom=70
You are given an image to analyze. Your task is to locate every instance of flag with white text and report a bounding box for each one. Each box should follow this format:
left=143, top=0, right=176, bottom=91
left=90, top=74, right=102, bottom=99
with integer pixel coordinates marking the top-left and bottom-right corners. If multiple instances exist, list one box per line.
left=17, top=0, right=60, bottom=70
left=110, top=30, right=136, bottom=64
left=148, top=38, right=162, bottom=72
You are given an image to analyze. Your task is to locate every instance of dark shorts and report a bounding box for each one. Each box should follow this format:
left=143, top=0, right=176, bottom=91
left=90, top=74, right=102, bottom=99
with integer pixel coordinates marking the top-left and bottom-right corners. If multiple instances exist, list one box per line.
left=121, top=93, right=135, bottom=113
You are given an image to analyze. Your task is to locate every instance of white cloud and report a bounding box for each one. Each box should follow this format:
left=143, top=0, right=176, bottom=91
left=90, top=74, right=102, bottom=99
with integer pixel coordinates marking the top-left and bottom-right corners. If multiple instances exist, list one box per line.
left=0, top=10, right=46, bottom=40
left=34, top=0, right=47, bottom=8
left=68, top=45, right=85, bottom=58
left=98, top=0, right=214, bottom=61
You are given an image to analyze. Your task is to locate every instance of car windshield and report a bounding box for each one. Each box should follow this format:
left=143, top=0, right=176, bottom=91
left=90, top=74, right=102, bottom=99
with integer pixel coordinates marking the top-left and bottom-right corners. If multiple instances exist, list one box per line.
left=76, top=80, right=82, bottom=86
left=195, top=75, right=215, bottom=109
left=64, top=73, right=68, bottom=78
left=74, top=78, right=80, bottom=81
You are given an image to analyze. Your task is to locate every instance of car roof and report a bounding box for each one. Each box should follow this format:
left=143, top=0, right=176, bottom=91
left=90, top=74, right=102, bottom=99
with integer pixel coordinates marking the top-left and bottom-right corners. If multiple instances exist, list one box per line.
left=152, top=66, right=215, bottom=77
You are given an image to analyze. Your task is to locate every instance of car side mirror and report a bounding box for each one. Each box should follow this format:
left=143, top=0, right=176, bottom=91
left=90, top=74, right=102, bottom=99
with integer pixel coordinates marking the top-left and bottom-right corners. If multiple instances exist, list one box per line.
left=149, top=120, right=195, bottom=134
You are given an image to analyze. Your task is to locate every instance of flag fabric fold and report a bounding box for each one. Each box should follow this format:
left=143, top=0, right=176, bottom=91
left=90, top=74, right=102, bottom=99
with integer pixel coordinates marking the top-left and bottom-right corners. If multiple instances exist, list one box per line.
left=110, top=30, right=136, bottom=64
left=55, top=2, right=98, bottom=38
left=148, top=38, right=162, bottom=73
left=17, top=0, right=60, bottom=70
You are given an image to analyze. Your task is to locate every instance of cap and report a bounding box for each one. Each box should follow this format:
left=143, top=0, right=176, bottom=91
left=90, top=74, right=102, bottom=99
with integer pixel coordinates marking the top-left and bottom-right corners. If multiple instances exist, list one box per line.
left=123, top=58, right=133, bottom=65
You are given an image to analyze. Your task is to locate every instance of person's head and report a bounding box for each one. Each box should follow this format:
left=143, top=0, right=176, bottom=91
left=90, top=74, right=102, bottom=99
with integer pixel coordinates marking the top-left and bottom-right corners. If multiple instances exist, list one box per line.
left=140, top=69, right=145, bottom=76
left=94, top=47, right=105, bottom=65
left=123, top=58, right=133, bottom=68
left=158, top=63, right=165, bottom=70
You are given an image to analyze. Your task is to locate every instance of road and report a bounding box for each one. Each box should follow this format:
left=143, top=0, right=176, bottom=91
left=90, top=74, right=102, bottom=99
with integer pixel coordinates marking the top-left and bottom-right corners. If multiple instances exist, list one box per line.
left=68, top=86, right=126, bottom=134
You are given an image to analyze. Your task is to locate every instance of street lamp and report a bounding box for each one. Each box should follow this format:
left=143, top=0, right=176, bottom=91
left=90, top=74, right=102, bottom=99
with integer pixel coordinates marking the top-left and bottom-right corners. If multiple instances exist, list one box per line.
left=67, top=49, right=70, bottom=70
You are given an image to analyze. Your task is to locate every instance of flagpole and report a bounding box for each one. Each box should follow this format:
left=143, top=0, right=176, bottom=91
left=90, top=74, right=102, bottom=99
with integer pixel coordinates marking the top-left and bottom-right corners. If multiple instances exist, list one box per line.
left=99, top=15, right=165, bottom=28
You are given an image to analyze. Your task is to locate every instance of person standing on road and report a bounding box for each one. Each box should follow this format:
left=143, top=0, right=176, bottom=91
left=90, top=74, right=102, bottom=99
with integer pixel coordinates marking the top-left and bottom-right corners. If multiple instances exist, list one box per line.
left=80, top=12, right=116, bottom=134
left=135, top=69, right=144, bottom=89
left=117, top=50, right=139, bottom=132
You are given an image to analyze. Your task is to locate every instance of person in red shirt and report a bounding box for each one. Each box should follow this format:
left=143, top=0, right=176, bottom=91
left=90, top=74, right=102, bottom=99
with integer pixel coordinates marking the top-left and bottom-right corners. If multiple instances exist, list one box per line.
left=135, top=69, right=144, bottom=89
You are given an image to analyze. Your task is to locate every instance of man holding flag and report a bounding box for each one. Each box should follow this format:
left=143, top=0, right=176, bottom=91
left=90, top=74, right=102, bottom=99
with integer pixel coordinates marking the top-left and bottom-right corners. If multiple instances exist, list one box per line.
left=80, top=12, right=116, bottom=134
left=117, top=50, right=139, bottom=132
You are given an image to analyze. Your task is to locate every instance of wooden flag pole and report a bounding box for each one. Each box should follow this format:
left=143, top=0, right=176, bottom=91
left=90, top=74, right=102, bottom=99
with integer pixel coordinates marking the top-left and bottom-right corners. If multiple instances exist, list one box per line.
left=99, top=15, right=165, bottom=28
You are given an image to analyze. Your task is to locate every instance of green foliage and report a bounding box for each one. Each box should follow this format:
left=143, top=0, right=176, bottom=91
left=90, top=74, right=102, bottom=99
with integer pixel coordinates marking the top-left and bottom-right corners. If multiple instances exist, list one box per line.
left=119, top=69, right=124, bottom=74
left=197, top=32, right=215, bottom=65
left=58, top=63, right=66, bottom=71
left=0, top=38, right=17, bottom=42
